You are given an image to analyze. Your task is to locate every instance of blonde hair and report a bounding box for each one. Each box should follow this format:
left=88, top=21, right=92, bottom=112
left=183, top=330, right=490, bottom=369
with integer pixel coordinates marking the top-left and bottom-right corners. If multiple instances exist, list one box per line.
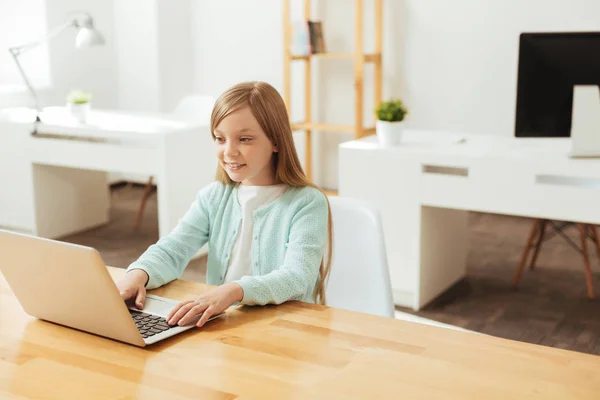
left=210, top=81, right=332, bottom=305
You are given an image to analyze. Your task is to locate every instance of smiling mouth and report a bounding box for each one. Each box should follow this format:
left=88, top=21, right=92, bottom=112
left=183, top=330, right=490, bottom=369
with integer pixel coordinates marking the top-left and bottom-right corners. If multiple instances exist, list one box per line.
left=225, top=163, right=246, bottom=171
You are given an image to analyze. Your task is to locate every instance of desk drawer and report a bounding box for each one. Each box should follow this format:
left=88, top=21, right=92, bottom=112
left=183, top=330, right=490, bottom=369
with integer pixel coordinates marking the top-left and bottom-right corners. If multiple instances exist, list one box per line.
left=29, top=137, right=159, bottom=176
left=420, top=163, right=474, bottom=209
left=527, top=174, right=600, bottom=224
left=474, top=161, right=600, bottom=224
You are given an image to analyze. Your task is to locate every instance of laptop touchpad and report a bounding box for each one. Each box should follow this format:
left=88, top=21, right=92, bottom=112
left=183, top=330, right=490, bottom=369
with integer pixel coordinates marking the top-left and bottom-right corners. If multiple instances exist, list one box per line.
left=140, top=294, right=180, bottom=317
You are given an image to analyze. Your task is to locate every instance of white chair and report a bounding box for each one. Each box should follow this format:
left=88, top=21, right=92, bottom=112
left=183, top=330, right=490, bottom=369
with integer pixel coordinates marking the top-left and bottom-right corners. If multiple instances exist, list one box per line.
left=133, top=94, right=215, bottom=229
left=325, top=196, right=477, bottom=333
left=325, top=196, right=395, bottom=318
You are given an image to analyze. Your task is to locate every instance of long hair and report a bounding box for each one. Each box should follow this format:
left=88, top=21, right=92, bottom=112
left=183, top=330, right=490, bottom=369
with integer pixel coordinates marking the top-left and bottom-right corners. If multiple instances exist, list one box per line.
left=210, top=81, right=332, bottom=305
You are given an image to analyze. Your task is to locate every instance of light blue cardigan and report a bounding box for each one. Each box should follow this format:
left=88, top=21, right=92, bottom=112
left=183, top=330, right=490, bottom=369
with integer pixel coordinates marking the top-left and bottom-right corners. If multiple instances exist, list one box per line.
left=126, top=182, right=329, bottom=305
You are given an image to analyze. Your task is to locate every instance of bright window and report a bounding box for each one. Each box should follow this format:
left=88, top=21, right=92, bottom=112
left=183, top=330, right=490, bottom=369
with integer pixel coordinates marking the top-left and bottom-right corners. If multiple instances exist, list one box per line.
left=0, top=0, right=50, bottom=91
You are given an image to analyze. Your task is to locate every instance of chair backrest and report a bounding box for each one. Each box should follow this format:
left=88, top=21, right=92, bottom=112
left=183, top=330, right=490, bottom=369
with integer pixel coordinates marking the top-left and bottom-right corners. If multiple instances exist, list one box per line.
left=171, top=94, right=215, bottom=124
left=325, top=196, right=395, bottom=318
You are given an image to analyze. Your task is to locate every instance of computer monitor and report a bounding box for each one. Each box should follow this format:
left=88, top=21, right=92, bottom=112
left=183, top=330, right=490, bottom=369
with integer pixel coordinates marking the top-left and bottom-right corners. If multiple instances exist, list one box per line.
left=514, top=32, right=600, bottom=138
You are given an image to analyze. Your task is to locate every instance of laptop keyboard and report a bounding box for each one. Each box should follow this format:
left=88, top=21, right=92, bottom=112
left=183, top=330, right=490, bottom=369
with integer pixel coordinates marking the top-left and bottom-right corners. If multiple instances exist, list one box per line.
left=129, top=309, right=174, bottom=339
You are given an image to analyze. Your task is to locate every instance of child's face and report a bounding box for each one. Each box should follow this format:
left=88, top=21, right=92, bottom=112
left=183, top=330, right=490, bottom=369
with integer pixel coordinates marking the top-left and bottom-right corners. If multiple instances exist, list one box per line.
left=213, top=106, right=278, bottom=186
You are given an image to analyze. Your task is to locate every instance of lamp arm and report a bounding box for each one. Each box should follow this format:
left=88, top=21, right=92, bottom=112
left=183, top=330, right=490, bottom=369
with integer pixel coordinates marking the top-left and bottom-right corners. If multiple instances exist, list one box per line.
left=9, top=50, right=42, bottom=115
left=8, top=20, right=76, bottom=56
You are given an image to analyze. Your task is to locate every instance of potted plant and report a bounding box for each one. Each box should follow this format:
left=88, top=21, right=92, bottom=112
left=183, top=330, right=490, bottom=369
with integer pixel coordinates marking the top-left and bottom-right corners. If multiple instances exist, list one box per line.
left=375, top=98, right=408, bottom=147
left=66, top=89, right=92, bottom=123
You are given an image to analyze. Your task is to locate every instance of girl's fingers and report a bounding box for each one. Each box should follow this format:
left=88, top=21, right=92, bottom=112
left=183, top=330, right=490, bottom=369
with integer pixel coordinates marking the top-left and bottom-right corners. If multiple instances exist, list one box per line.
left=118, top=289, right=130, bottom=301
left=167, top=300, right=193, bottom=320
left=119, top=286, right=137, bottom=301
left=135, top=287, right=146, bottom=309
left=167, top=301, right=195, bottom=324
left=178, top=304, right=208, bottom=326
left=166, top=303, right=179, bottom=321
left=196, top=306, right=215, bottom=328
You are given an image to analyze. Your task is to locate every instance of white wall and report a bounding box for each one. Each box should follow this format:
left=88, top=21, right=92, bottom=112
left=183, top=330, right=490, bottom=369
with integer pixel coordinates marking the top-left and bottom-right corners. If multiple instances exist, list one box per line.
left=113, top=0, right=161, bottom=112
left=157, top=0, right=194, bottom=113
left=191, top=0, right=284, bottom=101
left=0, top=0, right=49, bottom=89
left=113, top=0, right=194, bottom=113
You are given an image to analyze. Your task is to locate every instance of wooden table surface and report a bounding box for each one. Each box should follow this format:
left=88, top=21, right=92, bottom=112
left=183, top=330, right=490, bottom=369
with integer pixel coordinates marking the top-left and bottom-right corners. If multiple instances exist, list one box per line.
left=1, top=267, right=599, bottom=399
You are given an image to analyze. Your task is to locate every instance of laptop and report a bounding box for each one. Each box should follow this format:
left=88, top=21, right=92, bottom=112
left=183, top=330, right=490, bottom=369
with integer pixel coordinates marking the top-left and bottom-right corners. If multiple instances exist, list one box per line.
left=0, top=229, right=222, bottom=347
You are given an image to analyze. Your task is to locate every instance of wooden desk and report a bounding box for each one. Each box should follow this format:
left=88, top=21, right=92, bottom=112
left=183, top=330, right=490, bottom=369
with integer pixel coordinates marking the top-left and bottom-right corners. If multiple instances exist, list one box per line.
left=1, top=267, right=599, bottom=399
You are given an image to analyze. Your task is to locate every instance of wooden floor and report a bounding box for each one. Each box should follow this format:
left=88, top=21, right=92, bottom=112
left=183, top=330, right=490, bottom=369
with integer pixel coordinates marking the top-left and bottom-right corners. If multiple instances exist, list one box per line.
left=60, top=184, right=600, bottom=355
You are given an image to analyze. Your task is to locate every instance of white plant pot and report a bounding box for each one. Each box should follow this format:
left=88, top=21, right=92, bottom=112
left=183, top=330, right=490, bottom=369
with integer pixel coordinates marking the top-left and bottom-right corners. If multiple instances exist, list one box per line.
left=376, top=120, right=404, bottom=147
left=67, top=102, right=90, bottom=123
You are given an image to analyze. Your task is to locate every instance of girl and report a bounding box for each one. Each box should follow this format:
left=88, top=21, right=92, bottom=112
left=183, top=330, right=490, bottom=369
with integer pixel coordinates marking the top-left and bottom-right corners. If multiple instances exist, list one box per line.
left=116, top=81, right=332, bottom=328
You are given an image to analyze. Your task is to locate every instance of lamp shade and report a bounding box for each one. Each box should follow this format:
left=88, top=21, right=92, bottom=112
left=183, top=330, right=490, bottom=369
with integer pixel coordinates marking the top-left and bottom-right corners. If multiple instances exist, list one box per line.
left=75, top=27, right=105, bottom=47
left=74, top=14, right=105, bottom=47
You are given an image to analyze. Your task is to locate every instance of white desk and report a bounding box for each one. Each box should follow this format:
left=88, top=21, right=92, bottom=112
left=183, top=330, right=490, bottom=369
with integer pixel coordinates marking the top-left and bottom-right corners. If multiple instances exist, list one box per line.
left=339, top=130, right=600, bottom=310
left=0, top=107, right=215, bottom=239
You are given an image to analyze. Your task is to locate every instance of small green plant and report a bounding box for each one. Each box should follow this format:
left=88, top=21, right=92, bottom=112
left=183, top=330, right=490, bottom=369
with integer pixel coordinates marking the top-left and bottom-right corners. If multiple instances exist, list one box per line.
left=66, top=89, right=92, bottom=105
left=375, top=99, right=408, bottom=122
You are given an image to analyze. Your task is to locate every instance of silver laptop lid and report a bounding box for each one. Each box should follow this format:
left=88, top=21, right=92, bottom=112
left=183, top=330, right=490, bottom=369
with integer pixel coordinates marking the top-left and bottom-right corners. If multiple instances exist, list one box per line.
left=0, top=230, right=145, bottom=347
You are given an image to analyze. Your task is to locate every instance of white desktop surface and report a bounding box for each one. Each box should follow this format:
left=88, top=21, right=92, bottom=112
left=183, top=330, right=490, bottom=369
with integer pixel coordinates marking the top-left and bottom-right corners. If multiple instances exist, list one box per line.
left=1, top=106, right=189, bottom=136
left=339, top=130, right=600, bottom=310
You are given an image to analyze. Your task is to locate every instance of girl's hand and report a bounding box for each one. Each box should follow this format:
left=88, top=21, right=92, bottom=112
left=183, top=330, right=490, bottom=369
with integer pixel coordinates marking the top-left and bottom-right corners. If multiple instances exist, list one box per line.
left=116, top=269, right=149, bottom=309
left=167, top=283, right=244, bottom=328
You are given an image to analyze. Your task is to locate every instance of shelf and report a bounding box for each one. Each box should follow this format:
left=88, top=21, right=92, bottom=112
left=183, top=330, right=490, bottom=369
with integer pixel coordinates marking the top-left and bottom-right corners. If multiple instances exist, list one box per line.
left=290, top=52, right=381, bottom=63
left=292, top=122, right=375, bottom=135
left=283, top=0, right=383, bottom=182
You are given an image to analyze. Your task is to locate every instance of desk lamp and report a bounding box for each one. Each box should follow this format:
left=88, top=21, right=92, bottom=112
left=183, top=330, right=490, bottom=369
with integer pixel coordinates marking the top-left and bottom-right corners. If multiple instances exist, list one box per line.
left=8, top=13, right=105, bottom=131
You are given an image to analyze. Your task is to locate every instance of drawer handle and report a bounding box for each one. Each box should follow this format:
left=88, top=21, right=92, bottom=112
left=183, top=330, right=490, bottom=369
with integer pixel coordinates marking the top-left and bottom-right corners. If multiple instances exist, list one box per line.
left=422, top=165, right=469, bottom=177
left=33, top=132, right=109, bottom=143
left=536, top=174, right=600, bottom=189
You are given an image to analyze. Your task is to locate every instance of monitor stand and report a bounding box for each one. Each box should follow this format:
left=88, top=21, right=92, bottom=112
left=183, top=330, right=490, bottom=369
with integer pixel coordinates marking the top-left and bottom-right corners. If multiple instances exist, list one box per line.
left=569, top=85, right=600, bottom=158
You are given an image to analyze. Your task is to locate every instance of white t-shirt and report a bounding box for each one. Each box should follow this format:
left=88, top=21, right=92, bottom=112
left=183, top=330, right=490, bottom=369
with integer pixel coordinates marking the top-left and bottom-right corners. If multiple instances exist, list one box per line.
left=224, top=183, right=289, bottom=283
